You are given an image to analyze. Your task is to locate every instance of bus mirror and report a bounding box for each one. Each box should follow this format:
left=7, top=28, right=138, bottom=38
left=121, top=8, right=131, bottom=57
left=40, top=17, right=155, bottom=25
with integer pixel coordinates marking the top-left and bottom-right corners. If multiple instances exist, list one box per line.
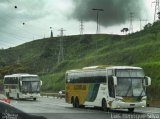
left=113, top=76, right=117, bottom=86
left=40, top=80, right=42, bottom=86
left=144, top=76, right=151, bottom=86
left=20, top=81, right=22, bottom=86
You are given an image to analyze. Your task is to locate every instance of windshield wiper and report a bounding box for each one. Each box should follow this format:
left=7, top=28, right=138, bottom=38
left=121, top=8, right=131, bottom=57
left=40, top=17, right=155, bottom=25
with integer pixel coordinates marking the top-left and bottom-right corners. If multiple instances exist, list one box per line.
left=125, top=80, right=132, bottom=97
left=125, top=70, right=133, bottom=97
left=138, top=87, right=145, bottom=100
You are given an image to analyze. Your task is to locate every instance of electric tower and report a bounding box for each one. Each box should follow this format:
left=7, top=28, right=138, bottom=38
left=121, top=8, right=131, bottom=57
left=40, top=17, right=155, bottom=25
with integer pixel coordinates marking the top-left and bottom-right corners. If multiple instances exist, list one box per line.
left=58, top=28, right=65, bottom=64
left=153, top=0, right=160, bottom=21
left=80, top=19, right=84, bottom=35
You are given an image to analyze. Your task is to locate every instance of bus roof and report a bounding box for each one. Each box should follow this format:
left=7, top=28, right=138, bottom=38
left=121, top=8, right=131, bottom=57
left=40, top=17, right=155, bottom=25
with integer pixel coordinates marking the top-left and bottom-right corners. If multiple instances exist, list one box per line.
left=4, top=73, right=38, bottom=78
left=110, top=66, right=142, bottom=70
left=66, top=66, right=142, bottom=73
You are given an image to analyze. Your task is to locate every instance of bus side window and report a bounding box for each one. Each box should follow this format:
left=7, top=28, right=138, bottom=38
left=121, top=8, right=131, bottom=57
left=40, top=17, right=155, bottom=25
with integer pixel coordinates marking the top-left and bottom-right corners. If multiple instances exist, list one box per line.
left=108, top=76, right=115, bottom=98
left=108, top=69, right=113, bottom=76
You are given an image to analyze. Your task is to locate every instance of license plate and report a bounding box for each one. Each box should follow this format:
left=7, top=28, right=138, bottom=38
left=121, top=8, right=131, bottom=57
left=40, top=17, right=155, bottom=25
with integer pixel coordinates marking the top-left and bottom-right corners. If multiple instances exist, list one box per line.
left=130, top=104, right=135, bottom=106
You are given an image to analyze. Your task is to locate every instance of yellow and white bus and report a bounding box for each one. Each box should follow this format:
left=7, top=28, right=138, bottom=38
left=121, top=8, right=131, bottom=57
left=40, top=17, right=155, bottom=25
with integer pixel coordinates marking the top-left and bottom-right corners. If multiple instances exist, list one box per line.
left=65, top=66, right=151, bottom=112
left=4, top=74, right=42, bottom=100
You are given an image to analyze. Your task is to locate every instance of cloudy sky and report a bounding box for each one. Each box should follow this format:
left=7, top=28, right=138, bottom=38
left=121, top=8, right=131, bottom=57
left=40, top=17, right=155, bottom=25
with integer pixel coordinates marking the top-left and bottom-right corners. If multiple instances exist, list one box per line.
left=0, top=0, right=156, bottom=49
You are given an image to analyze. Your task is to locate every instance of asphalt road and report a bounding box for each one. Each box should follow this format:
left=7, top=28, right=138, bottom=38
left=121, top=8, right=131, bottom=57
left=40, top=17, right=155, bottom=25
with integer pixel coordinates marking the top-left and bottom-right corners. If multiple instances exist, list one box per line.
left=10, top=97, right=160, bottom=119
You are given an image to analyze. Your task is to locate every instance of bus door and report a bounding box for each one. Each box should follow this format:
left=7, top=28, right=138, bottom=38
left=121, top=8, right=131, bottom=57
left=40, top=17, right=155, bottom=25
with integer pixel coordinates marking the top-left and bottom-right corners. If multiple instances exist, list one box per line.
left=107, top=69, right=115, bottom=98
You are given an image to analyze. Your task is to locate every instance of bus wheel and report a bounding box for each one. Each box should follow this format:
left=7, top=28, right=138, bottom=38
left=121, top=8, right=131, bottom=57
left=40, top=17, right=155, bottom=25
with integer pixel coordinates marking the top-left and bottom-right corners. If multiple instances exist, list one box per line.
left=71, top=97, right=76, bottom=108
left=75, top=97, right=79, bottom=108
left=33, top=98, right=37, bottom=101
left=128, top=108, right=134, bottom=113
left=79, top=105, right=85, bottom=108
left=102, top=99, right=109, bottom=111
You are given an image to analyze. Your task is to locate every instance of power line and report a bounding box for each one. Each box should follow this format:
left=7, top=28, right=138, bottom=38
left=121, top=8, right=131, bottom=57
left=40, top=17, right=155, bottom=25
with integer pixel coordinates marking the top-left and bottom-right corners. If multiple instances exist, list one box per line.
left=139, top=19, right=148, bottom=31
left=6, top=0, right=18, bottom=9
left=0, top=12, right=43, bottom=36
left=1, top=1, right=47, bottom=37
left=0, top=1, right=45, bottom=48
left=0, top=15, right=47, bottom=47
left=6, top=0, right=14, bottom=4
left=0, top=40, right=13, bottom=48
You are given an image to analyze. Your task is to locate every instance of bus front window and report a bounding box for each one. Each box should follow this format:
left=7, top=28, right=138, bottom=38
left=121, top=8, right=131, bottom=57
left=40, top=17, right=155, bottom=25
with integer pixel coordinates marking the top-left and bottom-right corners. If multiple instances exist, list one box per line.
left=116, top=78, right=145, bottom=97
left=31, top=82, right=40, bottom=92
left=116, top=69, right=145, bottom=97
left=116, top=69, right=144, bottom=77
left=21, top=81, right=40, bottom=93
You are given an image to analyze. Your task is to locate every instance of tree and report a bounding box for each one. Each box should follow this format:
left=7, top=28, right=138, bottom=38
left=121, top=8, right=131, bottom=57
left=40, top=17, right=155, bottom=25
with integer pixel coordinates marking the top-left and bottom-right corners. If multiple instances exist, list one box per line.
left=121, top=28, right=129, bottom=35
left=144, top=23, right=152, bottom=30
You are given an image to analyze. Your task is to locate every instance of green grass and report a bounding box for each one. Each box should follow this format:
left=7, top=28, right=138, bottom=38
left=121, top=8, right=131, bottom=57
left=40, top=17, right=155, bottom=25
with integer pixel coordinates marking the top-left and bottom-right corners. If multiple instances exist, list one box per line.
left=39, top=72, right=65, bottom=92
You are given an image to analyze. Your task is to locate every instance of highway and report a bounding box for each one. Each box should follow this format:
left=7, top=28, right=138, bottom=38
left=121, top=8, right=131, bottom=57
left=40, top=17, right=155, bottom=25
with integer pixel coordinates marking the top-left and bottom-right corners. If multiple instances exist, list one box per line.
left=10, top=97, right=160, bottom=119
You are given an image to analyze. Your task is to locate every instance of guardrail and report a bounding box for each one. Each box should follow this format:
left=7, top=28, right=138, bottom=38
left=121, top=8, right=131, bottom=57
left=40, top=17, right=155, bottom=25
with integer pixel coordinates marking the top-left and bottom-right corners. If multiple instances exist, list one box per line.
left=40, top=93, right=160, bottom=107
left=147, top=100, right=160, bottom=108
left=40, top=92, right=65, bottom=98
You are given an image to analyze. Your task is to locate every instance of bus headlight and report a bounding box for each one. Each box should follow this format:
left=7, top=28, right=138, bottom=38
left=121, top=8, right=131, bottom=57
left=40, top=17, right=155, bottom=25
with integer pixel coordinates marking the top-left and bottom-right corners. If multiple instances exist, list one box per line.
left=115, top=97, right=123, bottom=101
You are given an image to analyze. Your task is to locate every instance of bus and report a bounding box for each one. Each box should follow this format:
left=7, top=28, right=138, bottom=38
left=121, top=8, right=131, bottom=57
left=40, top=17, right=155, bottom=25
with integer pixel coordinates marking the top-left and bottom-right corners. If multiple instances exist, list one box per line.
left=65, top=66, right=151, bottom=112
left=4, top=73, right=42, bottom=100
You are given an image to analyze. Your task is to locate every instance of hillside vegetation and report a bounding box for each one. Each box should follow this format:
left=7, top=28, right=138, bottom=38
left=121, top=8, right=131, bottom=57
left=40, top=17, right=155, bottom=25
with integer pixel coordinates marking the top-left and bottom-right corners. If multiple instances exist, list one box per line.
left=0, top=21, right=160, bottom=99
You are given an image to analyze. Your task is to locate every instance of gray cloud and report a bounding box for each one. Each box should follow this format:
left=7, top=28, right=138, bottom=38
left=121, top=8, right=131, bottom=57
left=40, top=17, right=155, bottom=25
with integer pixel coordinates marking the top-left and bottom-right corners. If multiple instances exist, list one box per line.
left=0, top=0, right=48, bottom=28
left=15, top=0, right=49, bottom=20
left=70, top=0, right=145, bottom=27
left=0, top=0, right=50, bottom=49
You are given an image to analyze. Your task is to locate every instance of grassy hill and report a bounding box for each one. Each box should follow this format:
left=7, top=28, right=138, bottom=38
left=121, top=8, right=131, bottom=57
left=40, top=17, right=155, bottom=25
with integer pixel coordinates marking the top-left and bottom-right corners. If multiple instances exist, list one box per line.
left=0, top=21, right=160, bottom=99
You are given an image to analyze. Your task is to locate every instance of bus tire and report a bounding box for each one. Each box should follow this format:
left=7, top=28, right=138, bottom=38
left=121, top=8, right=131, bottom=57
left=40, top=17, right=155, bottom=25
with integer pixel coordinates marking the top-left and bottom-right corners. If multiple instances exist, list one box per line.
left=75, top=97, right=79, bottom=108
left=79, top=105, right=85, bottom=108
left=128, top=108, right=134, bottom=113
left=33, top=98, right=37, bottom=101
left=72, top=97, right=76, bottom=108
left=102, top=99, right=109, bottom=111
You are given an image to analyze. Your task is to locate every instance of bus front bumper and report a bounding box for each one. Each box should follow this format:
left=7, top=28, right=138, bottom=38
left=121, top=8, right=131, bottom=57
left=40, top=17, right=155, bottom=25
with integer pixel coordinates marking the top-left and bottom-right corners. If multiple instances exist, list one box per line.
left=111, top=100, right=146, bottom=109
left=21, top=93, right=40, bottom=99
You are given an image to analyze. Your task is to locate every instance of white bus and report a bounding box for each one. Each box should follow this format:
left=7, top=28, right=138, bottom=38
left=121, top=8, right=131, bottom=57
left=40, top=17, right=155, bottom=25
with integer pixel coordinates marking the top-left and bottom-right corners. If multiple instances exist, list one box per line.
left=4, top=74, right=42, bottom=100
left=65, top=66, right=151, bottom=112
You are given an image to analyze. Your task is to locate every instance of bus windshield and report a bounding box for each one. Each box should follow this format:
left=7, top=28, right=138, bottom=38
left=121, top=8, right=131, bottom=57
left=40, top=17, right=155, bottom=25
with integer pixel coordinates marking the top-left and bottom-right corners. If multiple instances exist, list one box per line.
left=116, top=69, right=144, bottom=77
left=21, top=81, right=40, bottom=93
left=116, top=78, right=145, bottom=97
left=21, top=77, right=40, bottom=93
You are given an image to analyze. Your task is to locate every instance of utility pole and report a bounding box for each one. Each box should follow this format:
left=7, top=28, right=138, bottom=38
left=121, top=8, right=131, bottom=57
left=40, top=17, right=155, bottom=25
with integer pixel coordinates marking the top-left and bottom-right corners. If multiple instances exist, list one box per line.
left=152, top=0, right=160, bottom=21
left=80, top=19, right=84, bottom=35
left=129, top=12, right=134, bottom=34
left=58, top=28, right=65, bottom=64
left=92, top=8, right=104, bottom=34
